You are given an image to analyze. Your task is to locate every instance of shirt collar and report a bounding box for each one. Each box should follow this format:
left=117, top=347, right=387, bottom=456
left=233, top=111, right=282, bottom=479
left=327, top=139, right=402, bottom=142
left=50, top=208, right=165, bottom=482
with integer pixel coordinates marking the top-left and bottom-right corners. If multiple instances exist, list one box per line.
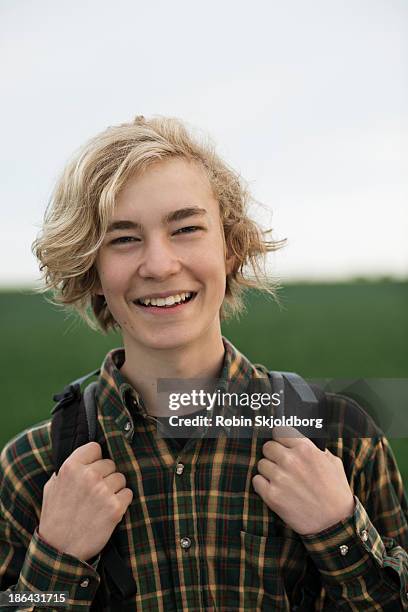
left=95, top=335, right=269, bottom=423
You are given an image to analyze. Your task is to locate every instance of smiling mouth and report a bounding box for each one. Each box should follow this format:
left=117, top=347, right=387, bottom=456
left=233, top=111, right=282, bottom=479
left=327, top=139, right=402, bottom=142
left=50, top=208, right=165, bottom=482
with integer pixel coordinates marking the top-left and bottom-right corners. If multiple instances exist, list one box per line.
left=133, top=291, right=197, bottom=309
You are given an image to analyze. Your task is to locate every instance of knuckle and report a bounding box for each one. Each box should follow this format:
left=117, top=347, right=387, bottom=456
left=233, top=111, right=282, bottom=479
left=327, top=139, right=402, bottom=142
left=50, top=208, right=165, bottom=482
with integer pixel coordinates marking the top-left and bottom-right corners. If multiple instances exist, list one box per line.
left=105, top=459, right=116, bottom=471
left=113, top=508, right=124, bottom=523
left=117, top=473, right=127, bottom=488
left=88, top=441, right=102, bottom=456
left=94, top=478, right=109, bottom=495
left=271, top=468, right=281, bottom=484
left=59, top=459, right=74, bottom=479
left=72, top=441, right=101, bottom=461
left=326, top=449, right=340, bottom=462
left=85, top=466, right=102, bottom=485
left=107, top=496, right=121, bottom=517
left=281, top=452, right=295, bottom=469
left=257, top=458, right=267, bottom=473
left=297, top=439, right=313, bottom=457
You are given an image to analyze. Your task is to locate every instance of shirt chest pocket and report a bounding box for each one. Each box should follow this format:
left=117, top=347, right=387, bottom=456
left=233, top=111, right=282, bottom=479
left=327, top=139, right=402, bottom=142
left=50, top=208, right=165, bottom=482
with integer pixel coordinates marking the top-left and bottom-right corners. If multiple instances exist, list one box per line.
left=239, top=531, right=302, bottom=611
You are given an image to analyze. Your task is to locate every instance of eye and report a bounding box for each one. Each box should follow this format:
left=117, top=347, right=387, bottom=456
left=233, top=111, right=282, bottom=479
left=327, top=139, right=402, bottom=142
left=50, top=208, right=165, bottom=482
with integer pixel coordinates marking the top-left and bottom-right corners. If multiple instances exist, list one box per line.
left=110, top=236, right=141, bottom=244
left=173, top=226, right=202, bottom=235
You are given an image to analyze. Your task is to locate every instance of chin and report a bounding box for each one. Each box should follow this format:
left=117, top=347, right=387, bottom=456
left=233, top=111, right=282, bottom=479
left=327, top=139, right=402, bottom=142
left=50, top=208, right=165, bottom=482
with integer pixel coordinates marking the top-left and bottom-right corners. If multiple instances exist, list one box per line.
left=137, top=328, right=201, bottom=352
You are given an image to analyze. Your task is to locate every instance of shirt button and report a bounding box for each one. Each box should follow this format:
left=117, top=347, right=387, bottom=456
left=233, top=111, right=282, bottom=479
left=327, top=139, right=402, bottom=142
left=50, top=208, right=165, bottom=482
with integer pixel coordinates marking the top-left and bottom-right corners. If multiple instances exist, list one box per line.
left=180, top=537, right=192, bottom=549
left=124, top=421, right=132, bottom=432
left=339, top=544, right=349, bottom=556
left=80, top=578, right=90, bottom=587
left=176, top=463, right=184, bottom=475
left=360, top=529, right=369, bottom=542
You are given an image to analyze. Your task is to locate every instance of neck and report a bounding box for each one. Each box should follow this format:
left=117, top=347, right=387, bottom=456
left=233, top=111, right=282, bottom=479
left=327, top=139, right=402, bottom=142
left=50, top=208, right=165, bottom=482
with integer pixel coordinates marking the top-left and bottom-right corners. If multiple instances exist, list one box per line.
left=120, top=326, right=226, bottom=416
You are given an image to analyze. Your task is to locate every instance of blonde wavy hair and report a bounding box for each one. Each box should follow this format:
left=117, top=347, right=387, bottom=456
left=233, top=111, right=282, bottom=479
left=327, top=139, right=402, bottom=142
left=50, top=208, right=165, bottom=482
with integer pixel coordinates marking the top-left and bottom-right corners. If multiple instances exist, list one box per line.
left=33, top=115, right=284, bottom=332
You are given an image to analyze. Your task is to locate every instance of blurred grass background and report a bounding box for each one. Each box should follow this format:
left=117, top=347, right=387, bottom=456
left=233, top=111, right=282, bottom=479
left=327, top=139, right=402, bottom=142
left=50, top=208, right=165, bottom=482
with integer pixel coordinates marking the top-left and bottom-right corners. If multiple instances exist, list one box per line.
left=1, top=280, right=407, bottom=485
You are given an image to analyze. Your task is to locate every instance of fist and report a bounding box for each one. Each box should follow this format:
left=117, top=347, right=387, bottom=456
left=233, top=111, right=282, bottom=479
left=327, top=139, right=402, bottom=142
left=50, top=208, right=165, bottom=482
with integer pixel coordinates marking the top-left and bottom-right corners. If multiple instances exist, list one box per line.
left=252, top=427, right=355, bottom=535
left=39, top=442, right=133, bottom=561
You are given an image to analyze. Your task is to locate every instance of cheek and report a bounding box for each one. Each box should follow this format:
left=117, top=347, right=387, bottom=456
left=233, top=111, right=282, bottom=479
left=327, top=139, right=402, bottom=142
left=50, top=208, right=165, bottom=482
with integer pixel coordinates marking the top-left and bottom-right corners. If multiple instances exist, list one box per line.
left=194, top=251, right=227, bottom=293
left=97, top=258, right=128, bottom=296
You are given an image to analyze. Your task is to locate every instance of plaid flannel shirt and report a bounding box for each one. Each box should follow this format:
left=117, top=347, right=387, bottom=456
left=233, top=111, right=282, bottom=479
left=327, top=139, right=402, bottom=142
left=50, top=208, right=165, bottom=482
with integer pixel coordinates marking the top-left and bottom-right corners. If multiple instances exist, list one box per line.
left=1, top=336, right=407, bottom=611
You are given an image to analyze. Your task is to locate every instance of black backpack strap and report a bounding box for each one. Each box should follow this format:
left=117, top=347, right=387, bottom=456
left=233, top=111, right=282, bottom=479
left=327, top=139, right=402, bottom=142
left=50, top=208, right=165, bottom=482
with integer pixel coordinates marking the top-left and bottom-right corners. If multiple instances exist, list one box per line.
left=267, top=371, right=327, bottom=451
left=306, top=381, right=327, bottom=452
left=50, top=369, right=100, bottom=473
left=268, top=371, right=326, bottom=609
left=50, top=372, right=138, bottom=608
left=83, top=382, right=99, bottom=442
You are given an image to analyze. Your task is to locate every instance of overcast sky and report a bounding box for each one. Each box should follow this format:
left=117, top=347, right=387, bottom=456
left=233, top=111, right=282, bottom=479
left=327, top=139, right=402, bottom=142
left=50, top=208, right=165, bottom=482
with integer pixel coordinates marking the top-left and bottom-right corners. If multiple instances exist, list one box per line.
left=1, top=0, right=407, bottom=286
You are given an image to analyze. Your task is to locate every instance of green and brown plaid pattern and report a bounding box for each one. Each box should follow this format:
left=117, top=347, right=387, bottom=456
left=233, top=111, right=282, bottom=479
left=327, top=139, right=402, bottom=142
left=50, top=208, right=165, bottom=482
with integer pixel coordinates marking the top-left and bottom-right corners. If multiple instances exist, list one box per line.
left=1, top=337, right=407, bottom=610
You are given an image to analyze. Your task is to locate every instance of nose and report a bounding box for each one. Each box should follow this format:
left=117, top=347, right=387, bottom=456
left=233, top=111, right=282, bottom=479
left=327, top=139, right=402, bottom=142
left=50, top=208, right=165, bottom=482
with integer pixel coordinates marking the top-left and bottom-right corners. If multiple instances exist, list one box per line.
left=137, top=236, right=182, bottom=280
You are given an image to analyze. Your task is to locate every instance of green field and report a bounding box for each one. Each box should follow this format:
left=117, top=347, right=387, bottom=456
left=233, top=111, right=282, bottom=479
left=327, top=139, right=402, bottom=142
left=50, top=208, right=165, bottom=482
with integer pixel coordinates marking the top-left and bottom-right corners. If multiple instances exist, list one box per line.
left=1, top=281, right=407, bottom=484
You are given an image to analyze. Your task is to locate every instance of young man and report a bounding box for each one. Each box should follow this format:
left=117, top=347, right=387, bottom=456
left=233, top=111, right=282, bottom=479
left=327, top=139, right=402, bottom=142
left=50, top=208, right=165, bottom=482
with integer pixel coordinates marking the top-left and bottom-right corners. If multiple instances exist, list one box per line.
left=0, top=116, right=407, bottom=611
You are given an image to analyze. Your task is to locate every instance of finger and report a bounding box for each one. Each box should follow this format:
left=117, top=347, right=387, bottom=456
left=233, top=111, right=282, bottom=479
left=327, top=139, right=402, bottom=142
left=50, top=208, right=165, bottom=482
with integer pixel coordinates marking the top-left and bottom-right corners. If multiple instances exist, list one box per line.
left=252, top=474, right=271, bottom=499
left=262, top=440, right=288, bottom=463
left=116, top=487, right=134, bottom=509
left=90, top=458, right=117, bottom=478
left=271, top=425, right=307, bottom=448
left=257, top=457, right=275, bottom=481
left=103, top=472, right=126, bottom=493
left=70, top=442, right=102, bottom=464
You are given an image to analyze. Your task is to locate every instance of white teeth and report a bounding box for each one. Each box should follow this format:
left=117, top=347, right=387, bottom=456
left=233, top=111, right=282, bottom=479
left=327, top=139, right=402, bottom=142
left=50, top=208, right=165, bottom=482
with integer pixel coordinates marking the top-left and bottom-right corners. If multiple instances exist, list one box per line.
left=138, top=291, right=193, bottom=307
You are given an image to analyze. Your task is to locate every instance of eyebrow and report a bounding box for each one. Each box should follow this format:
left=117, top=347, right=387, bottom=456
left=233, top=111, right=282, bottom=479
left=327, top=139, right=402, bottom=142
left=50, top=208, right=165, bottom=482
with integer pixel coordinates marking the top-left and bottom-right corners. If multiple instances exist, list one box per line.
left=106, top=206, right=208, bottom=233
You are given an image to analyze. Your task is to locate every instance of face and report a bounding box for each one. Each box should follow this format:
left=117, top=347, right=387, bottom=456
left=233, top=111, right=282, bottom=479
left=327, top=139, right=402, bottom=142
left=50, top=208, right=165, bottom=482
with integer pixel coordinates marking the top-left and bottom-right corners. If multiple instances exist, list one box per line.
left=95, top=157, right=234, bottom=353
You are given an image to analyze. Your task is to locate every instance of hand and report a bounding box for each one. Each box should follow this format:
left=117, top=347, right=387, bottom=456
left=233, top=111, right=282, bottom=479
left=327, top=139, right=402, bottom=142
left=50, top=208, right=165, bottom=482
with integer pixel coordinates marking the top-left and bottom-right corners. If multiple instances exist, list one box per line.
left=252, top=427, right=355, bottom=535
left=38, top=442, right=133, bottom=561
